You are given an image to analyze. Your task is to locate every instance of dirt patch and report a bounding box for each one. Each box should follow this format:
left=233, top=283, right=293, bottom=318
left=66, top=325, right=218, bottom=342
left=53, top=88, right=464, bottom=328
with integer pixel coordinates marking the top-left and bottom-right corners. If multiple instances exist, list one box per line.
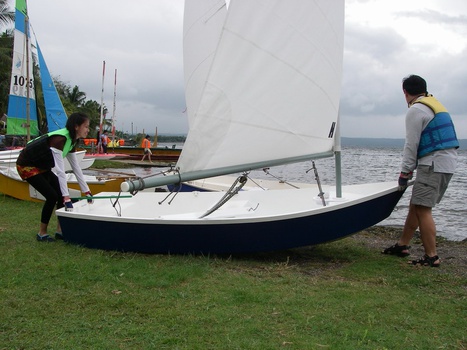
left=352, top=226, right=467, bottom=278
left=230, top=226, right=467, bottom=279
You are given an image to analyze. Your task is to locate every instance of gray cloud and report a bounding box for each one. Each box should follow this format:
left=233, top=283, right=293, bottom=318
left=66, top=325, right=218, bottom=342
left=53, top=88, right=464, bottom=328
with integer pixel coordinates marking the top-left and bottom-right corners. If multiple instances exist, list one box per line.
left=19, top=0, right=467, bottom=138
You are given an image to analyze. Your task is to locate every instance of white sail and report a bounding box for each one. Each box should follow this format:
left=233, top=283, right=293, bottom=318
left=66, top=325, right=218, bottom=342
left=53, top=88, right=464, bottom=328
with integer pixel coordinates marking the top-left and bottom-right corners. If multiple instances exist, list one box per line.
left=183, top=0, right=227, bottom=125
left=122, top=0, right=344, bottom=191
left=178, top=0, right=344, bottom=175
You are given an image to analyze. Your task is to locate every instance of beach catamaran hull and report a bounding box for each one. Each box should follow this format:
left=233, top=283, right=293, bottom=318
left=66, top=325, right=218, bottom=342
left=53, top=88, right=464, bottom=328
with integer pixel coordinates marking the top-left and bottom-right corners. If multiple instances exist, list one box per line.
left=0, top=166, right=127, bottom=203
left=56, top=182, right=403, bottom=254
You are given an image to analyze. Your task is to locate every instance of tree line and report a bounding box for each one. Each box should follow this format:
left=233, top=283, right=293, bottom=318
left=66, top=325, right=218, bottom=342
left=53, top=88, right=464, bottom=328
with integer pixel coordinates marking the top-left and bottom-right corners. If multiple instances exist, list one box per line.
left=0, top=3, right=187, bottom=145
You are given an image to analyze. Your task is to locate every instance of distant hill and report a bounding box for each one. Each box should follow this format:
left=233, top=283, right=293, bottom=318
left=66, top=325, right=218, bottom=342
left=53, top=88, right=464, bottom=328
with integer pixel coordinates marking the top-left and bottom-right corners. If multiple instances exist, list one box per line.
left=341, top=137, right=404, bottom=148
left=157, top=135, right=467, bottom=150
left=341, top=137, right=467, bottom=150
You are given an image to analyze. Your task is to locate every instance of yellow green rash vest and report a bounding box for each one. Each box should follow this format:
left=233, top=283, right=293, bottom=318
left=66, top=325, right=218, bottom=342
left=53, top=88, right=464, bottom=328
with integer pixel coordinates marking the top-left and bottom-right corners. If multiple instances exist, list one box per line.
left=414, top=96, right=459, bottom=158
left=46, top=128, right=75, bottom=157
left=22, top=128, right=75, bottom=168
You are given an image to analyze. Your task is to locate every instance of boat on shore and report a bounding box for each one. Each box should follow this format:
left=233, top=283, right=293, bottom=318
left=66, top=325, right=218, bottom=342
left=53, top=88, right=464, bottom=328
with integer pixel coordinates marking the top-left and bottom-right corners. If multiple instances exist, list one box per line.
left=79, top=144, right=181, bottom=162
left=0, top=165, right=131, bottom=202
left=0, top=148, right=95, bottom=170
left=57, top=0, right=403, bottom=254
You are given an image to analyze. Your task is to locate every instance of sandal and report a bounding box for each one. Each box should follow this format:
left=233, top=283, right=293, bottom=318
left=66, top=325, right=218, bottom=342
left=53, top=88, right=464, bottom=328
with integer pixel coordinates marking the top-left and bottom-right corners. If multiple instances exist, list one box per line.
left=381, top=243, right=411, bottom=257
left=36, top=234, right=55, bottom=242
left=410, top=255, right=440, bottom=267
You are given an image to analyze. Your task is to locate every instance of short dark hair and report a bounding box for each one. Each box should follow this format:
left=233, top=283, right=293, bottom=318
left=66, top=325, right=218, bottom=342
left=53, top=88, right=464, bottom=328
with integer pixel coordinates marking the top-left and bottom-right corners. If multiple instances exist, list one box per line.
left=402, top=75, right=427, bottom=95
left=66, top=112, right=89, bottom=140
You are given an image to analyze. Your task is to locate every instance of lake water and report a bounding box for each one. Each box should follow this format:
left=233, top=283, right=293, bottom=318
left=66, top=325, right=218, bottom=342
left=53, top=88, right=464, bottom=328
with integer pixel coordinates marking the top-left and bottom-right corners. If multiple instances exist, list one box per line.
left=112, top=145, right=467, bottom=242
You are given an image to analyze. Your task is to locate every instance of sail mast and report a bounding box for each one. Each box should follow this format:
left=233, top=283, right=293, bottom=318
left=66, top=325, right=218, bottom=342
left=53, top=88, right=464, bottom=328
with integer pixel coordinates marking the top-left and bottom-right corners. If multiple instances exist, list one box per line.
left=24, top=13, right=31, bottom=141
left=111, top=68, right=117, bottom=143
left=99, top=60, right=106, bottom=133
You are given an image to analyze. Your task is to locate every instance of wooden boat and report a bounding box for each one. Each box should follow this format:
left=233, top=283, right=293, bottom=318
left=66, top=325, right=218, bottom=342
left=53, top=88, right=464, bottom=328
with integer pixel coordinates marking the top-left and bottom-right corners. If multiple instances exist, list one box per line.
left=57, top=0, right=404, bottom=254
left=79, top=144, right=181, bottom=162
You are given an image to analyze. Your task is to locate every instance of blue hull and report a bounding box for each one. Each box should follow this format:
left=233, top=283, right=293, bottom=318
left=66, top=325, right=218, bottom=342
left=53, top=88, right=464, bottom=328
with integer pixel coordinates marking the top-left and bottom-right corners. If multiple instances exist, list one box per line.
left=58, top=190, right=403, bottom=254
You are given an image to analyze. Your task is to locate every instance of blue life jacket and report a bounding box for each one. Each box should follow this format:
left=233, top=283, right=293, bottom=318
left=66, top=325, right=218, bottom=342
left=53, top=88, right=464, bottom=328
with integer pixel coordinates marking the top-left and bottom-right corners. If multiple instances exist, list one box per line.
left=414, top=96, right=459, bottom=158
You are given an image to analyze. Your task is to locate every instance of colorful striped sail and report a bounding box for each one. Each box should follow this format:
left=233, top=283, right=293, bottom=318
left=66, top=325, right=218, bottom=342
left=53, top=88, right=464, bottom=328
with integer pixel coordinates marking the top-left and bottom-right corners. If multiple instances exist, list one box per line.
left=6, top=0, right=39, bottom=137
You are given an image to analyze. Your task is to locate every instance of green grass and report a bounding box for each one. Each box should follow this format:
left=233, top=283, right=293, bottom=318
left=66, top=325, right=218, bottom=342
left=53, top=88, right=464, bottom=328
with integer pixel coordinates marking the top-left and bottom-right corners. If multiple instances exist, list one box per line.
left=89, top=159, right=136, bottom=169
left=0, top=194, right=465, bottom=349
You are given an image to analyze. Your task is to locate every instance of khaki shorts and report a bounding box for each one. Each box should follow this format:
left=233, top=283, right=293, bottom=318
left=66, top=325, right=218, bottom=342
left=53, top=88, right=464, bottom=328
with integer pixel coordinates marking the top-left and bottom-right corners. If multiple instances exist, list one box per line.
left=411, top=164, right=452, bottom=207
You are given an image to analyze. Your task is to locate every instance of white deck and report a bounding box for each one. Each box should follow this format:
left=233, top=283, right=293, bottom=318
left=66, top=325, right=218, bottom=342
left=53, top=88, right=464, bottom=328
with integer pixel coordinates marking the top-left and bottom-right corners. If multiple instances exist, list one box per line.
left=60, top=181, right=399, bottom=225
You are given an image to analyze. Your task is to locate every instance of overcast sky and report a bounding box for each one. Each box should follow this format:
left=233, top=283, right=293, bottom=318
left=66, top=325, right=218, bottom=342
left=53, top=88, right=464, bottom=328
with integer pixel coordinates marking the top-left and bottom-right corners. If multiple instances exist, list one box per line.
left=9, top=0, right=467, bottom=138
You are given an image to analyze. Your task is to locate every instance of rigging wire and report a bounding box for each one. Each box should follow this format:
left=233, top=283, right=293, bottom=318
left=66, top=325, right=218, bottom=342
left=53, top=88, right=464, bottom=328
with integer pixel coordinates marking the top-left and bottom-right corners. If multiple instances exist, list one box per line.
left=262, top=168, right=300, bottom=189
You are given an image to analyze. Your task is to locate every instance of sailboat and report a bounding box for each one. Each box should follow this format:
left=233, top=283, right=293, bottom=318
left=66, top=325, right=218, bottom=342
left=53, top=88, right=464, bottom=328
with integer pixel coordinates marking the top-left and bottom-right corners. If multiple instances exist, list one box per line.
left=0, top=0, right=126, bottom=201
left=56, top=0, right=404, bottom=254
left=6, top=1, right=62, bottom=138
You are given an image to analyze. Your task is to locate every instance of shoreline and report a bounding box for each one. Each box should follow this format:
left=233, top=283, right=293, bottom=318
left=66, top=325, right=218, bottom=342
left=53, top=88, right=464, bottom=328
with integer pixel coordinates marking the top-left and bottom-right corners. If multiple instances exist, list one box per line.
left=351, top=226, right=467, bottom=278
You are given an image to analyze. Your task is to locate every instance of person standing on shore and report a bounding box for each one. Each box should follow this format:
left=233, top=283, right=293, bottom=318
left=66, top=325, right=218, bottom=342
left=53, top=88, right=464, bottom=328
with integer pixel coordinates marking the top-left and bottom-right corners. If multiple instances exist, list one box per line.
left=382, top=75, right=458, bottom=267
left=100, top=130, right=108, bottom=154
left=16, top=112, right=94, bottom=242
left=141, top=135, right=153, bottom=163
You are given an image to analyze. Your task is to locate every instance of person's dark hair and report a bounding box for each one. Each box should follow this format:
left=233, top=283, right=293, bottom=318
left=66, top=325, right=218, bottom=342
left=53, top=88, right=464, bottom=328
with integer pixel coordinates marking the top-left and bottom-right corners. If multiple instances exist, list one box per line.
left=146, top=134, right=150, bottom=139
left=402, top=75, right=428, bottom=95
left=66, top=112, right=89, bottom=140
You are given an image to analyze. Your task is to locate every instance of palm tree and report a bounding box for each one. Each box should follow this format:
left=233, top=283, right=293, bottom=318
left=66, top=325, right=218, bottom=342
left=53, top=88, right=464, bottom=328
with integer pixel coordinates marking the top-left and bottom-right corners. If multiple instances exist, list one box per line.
left=67, top=85, right=87, bottom=107
left=0, top=0, right=14, bottom=119
left=79, top=100, right=103, bottom=136
left=0, top=30, right=12, bottom=118
left=0, top=0, right=14, bottom=28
